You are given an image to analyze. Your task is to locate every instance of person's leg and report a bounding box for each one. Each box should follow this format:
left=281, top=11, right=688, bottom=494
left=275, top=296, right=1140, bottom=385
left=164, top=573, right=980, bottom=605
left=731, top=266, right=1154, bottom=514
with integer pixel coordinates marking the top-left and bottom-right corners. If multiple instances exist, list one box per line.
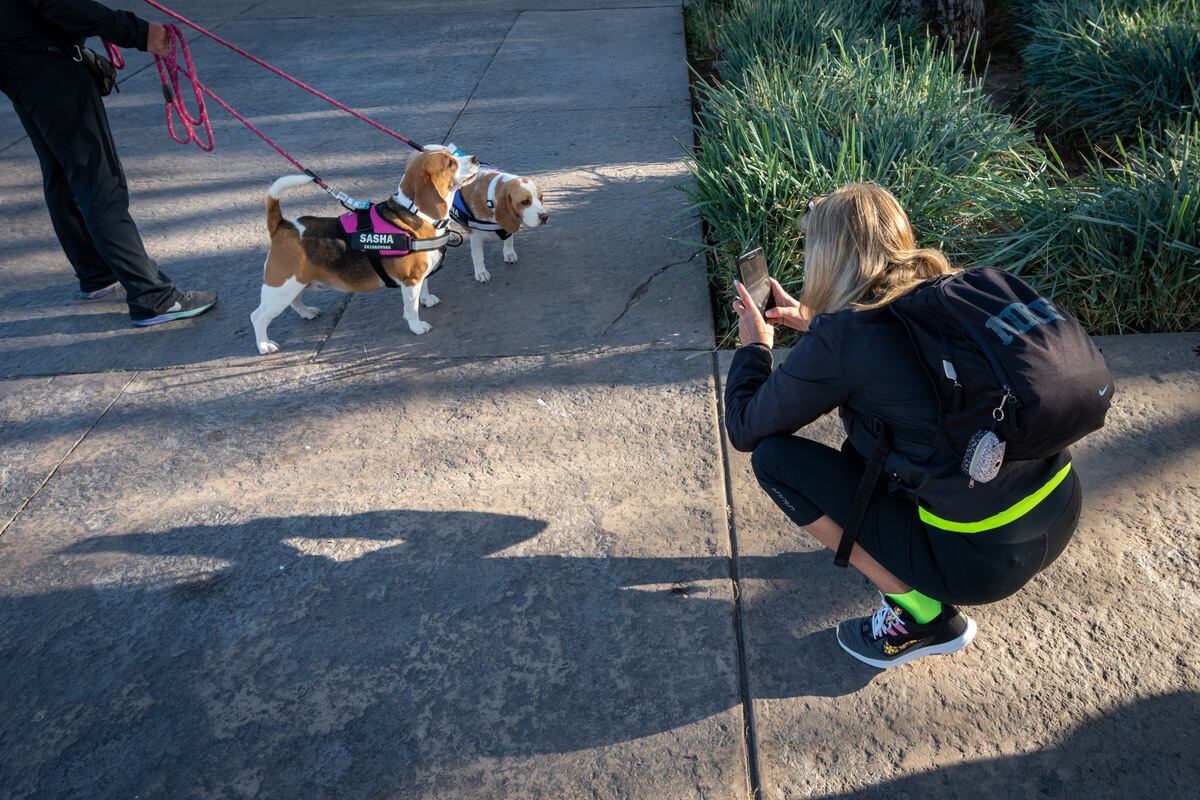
left=9, top=100, right=117, bottom=294
left=750, top=434, right=975, bottom=668
left=4, top=53, right=179, bottom=318
left=782, top=514, right=910, bottom=595
left=750, top=434, right=929, bottom=600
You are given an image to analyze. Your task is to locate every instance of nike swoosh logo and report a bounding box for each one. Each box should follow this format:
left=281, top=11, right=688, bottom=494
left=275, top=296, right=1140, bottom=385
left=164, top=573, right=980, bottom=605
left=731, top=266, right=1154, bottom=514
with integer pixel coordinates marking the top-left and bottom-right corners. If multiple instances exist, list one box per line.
left=885, top=636, right=934, bottom=655
left=1099, top=385, right=1110, bottom=397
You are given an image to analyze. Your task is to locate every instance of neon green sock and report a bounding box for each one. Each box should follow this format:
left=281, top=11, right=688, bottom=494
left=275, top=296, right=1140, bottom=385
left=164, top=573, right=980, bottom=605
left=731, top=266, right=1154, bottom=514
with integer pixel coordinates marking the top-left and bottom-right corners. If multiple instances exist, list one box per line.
left=886, top=589, right=943, bottom=624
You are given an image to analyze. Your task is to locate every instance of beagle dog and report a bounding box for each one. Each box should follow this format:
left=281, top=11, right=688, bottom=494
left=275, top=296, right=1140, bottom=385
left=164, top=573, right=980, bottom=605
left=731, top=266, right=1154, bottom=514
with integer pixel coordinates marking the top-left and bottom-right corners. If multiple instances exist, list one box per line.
left=251, top=146, right=479, bottom=354
left=451, top=168, right=549, bottom=283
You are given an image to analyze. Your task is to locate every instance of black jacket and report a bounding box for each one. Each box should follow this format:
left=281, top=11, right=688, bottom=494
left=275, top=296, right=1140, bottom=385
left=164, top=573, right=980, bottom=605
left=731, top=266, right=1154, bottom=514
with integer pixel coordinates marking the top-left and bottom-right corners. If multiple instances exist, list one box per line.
left=725, top=306, right=1069, bottom=521
left=0, top=0, right=148, bottom=53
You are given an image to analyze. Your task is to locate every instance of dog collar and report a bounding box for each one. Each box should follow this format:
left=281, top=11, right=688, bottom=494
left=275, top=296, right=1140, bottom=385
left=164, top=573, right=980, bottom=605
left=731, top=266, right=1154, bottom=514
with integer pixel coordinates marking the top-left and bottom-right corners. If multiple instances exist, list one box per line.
left=393, top=189, right=450, bottom=230
left=485, top=173, right=514, bottom=211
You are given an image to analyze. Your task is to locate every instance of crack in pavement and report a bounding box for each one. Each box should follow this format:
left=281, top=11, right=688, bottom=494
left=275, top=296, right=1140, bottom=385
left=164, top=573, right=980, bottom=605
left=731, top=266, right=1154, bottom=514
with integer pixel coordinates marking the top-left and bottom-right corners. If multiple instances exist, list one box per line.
left=601, top=250, right=700, bottom=342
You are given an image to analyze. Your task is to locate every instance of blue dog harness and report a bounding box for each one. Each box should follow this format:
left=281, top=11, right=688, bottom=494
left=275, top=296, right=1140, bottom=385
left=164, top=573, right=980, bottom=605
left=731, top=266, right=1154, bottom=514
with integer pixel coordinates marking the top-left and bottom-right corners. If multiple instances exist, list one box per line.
left=450, top=170, right=514, bottom=241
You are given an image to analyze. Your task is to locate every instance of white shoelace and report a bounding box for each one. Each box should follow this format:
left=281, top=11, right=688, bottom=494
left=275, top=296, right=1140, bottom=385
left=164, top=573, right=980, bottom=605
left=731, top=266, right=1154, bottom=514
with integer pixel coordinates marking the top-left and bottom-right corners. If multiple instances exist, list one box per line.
left=870, top=600, right=909, bottom=640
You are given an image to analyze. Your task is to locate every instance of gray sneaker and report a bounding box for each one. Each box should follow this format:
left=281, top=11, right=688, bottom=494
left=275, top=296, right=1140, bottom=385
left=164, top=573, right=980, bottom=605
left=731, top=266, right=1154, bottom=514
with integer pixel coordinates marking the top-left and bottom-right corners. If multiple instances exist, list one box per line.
left=131, top=290, right=217, bottom=327
left=836, top=595, right=976, bottom=669
left=79, top=281, right=120, bottom=300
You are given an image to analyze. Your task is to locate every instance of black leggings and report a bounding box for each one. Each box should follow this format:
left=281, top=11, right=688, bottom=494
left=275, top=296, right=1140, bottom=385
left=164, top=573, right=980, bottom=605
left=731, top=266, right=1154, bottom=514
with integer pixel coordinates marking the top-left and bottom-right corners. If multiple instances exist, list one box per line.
left=751, top=435, right=1081, bottom=605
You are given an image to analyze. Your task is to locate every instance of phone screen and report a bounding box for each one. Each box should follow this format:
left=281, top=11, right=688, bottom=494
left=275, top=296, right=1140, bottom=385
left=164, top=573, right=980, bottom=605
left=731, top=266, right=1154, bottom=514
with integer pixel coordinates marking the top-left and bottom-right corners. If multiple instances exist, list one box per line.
left=736, top=247, right=775, bottom=313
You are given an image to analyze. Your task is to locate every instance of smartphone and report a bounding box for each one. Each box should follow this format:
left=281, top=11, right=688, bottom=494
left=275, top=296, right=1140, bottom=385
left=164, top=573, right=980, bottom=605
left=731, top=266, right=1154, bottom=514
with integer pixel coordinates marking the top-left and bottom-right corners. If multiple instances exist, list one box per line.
left=736, top=247, right=776, bottom=314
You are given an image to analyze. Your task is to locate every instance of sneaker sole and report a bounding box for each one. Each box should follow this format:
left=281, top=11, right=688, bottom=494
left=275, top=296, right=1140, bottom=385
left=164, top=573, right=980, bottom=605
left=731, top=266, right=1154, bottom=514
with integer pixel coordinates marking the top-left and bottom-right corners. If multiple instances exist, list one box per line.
left=131, top=301, right=216, bottom=327
left=79, top=282, right=120, bottom=300
left=837, top=617, right=977, bottom=669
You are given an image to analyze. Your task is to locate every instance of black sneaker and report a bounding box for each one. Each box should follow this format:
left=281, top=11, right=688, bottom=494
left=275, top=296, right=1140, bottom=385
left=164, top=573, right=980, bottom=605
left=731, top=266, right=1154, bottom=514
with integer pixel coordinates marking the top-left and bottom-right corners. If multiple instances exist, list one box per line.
left=836, top=595, right=976, bottom=669
left=131, top=291, right=217, bottom=327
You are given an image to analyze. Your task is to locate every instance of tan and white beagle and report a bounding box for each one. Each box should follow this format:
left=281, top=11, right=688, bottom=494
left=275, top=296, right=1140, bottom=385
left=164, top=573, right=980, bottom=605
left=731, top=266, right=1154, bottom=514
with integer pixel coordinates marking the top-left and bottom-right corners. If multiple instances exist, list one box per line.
left=251, top=146, right=479, bottom=354
left=451, top=169, right=549, bottom=283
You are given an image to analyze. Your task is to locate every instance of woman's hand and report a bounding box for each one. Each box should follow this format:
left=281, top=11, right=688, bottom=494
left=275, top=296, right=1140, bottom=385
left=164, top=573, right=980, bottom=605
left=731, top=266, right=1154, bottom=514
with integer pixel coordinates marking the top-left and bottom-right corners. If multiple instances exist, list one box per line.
left=732, top=281, right=774, bottom=349
left=763, top=278, right=811, bottom=332
left=146, top=23, right=170, bottom=57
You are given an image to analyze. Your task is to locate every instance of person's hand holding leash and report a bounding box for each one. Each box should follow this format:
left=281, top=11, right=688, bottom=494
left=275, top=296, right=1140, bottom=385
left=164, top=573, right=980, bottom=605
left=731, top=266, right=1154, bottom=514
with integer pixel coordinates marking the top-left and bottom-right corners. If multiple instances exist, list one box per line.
left=733, top=280, right=774, bottom=348
left=146, top=22, right=170, bottom=56
left=763, top=278, right=811, bottom=332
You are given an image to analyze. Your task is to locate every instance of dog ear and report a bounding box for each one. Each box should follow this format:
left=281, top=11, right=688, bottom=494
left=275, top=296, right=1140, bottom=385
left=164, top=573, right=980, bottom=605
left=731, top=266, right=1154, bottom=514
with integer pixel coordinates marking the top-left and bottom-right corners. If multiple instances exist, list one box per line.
left=494, top=181, right=523, bottom=235
left=403, top=152, right=453, bottom=221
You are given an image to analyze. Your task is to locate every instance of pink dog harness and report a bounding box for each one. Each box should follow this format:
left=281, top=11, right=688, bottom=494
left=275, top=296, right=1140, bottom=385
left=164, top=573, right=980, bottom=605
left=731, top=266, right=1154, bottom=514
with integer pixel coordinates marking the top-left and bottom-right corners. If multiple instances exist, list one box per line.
left=338, top=205, right=454, bottom=257
left=337, top=201, right=460, bottom=288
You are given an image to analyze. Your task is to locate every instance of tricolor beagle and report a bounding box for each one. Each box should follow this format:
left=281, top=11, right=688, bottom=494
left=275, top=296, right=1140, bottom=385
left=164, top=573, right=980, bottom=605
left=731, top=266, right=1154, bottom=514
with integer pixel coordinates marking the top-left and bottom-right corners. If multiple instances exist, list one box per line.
left=251, top=146, right=480, bottom=354
left=450, top=168, right=549, bottom=283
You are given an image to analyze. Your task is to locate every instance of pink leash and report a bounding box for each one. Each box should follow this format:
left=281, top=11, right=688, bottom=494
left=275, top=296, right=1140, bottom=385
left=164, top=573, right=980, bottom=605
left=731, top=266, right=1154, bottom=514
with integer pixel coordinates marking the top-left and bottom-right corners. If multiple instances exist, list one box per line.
left=102, top=0, right=426, bottom=207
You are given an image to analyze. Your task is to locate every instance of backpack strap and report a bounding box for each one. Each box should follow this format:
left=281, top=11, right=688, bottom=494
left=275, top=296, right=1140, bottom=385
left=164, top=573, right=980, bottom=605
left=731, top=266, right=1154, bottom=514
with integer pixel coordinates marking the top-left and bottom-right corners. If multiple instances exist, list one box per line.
left=835, top=422, right=892, bottom=568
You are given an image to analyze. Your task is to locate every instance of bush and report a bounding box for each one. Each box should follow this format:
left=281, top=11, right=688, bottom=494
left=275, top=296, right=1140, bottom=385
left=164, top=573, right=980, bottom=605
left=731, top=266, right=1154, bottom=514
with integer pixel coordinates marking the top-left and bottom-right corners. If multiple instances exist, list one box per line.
left=688, top=35, right=1046, bottom=329
left=691, top=0, right=894, bottom=82
left=1022, top=0, right=1200, bottom=140
left=685, top=0, right=1199, bottom=336
left=969, top=120, right=1200, bottom=333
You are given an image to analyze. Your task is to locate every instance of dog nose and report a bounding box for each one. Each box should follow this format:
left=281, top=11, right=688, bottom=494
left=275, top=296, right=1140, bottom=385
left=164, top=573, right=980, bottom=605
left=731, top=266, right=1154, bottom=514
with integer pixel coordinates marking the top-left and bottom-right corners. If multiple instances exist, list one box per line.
left=538, top=212, right=549, bottom=224
left=470, top=155, right=480, bottom=165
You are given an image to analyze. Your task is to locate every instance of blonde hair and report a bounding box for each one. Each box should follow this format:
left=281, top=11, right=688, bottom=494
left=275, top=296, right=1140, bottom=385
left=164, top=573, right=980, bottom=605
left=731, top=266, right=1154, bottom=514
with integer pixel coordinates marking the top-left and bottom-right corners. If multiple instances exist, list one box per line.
left=800, top=183, right=955, bottom=316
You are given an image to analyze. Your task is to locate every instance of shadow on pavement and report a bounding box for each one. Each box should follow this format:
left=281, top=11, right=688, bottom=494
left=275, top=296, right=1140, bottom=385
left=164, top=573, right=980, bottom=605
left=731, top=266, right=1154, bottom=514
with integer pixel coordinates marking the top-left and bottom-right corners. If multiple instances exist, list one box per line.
left=0, top=509, right=863, bottom=798
left=0, top=165, right=697, bottom=376
left=813, top=691, right=1200, bottom=799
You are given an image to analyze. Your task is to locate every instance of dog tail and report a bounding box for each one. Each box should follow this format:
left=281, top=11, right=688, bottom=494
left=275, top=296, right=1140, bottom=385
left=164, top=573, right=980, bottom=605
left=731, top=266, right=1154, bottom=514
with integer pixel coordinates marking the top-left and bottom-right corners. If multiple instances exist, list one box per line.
left=266, top=174, right=313, bottom=235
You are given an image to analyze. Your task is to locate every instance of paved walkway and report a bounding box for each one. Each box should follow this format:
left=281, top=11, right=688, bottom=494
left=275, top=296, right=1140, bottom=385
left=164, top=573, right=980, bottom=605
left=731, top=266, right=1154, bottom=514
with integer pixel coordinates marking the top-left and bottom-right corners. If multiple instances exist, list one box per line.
left=0, top=2, right=1197, bottom=798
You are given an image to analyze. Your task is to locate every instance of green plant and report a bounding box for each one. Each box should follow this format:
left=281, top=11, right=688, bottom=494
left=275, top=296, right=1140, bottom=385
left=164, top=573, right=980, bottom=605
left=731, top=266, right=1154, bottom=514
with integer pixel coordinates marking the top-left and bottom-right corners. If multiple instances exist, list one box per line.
left=688, top=35, right=1046, bottom=330
left=700, top=0, right=895, bottom=82
left=685, top=0, right=1198, bottom=337
left=684, top=0, right=729, bottom=64
left=1022, top=0, right=1200, bottom=140
left=968, top=120, right=1200, bottom=333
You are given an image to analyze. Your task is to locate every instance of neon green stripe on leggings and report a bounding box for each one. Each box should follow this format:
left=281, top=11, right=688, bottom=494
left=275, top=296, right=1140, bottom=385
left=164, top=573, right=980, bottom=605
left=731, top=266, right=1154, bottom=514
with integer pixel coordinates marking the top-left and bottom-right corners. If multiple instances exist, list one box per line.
left=919, top=463, right=1073, bottom=533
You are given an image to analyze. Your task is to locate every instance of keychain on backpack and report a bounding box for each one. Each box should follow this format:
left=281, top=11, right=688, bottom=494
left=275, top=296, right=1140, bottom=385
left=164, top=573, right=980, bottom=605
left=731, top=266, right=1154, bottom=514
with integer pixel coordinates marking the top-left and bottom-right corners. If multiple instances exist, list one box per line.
left=963, top=430, right=1005, bottom=487
left=962, top=390, right=1013, bottom=487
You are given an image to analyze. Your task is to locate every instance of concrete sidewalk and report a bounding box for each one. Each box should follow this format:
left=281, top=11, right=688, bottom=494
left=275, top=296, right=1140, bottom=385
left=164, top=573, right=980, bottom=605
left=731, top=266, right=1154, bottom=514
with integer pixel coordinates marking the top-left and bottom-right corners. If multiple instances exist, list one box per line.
left=1, top=1, right=1197, bottom=798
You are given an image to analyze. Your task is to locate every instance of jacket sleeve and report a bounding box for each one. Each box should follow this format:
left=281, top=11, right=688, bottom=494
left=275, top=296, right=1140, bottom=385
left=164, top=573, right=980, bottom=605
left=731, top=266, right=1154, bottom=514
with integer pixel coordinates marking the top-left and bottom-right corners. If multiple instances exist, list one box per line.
left=723, top=323, right=848, bottom=452
left=22, top=0, right=149, bottom=49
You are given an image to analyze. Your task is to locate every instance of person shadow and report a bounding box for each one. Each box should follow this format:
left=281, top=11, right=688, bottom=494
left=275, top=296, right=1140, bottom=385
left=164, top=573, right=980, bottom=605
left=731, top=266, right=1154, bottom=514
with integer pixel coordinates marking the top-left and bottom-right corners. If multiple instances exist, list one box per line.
left=0, top=509, right=868, bottom=799
left=811, top=691, right=1200, bottom=799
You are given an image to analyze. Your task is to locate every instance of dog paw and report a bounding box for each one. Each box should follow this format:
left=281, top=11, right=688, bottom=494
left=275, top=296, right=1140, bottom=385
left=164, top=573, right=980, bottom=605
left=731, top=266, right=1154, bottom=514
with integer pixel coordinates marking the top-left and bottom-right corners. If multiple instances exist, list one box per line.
left=294, top=304, right=321, bottom=320
left=504, top=251, right=519, bottom=264
left=421, top=293, right=441, bottom=308
left=407, top=319, right=432, bottom=335
left=257, top=340, right=280, bottom=355
left=475, top=268, right=491, bottom=283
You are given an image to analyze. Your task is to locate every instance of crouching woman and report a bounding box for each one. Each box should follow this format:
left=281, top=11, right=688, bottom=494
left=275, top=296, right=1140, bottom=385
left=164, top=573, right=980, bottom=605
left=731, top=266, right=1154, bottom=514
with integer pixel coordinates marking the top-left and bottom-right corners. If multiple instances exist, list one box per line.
left=725, top=183, right=1081, bottom=669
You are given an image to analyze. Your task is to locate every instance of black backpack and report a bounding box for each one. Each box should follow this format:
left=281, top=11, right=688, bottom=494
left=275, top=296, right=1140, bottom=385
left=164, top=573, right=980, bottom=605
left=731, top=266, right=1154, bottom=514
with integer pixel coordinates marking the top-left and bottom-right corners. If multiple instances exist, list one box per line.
left=835, top=267, right=1113, bottom=566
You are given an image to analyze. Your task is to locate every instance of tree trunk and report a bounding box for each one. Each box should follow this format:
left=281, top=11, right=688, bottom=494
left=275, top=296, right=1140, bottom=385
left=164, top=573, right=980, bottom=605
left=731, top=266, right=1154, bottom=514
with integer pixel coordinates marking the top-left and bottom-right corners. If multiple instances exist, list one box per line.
left=902, top=0, right=985, bottom=52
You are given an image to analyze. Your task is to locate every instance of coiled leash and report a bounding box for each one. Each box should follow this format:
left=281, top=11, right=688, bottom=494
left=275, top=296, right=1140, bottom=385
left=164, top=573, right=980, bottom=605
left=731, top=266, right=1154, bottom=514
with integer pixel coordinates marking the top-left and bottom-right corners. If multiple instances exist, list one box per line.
left=103, top=0, right=432, bottom=212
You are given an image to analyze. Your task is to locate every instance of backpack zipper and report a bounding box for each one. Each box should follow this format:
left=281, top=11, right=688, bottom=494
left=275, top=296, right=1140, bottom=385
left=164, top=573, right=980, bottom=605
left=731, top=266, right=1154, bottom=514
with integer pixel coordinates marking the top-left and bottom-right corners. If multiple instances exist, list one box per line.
left=938, top=289, right=1021, bottom=431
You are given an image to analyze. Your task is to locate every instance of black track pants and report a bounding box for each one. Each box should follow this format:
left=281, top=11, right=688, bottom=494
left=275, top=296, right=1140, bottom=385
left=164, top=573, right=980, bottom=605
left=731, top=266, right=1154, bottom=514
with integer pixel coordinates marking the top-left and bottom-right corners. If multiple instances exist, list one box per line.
left=750, top=434, right=1081, bottom=605
left=0, top=50, right=178, bottom=316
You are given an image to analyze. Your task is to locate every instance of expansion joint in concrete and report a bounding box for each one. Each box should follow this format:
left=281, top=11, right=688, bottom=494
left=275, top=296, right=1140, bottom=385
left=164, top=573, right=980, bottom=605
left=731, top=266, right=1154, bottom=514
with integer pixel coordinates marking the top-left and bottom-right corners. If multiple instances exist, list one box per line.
left=443, top=12, right=521, bottom=145
left=710, top=351, right=763, bottom=800
left=0, top=371, right=139, bottom=540
left=309, top=293, right=355, bottom=362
